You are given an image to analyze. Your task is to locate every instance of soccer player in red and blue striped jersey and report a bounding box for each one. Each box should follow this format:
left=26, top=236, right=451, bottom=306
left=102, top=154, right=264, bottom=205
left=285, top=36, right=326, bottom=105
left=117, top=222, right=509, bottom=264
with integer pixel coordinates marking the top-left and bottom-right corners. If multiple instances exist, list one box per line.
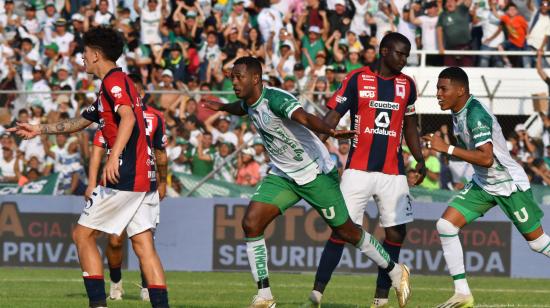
left=9, top=27, right=169, bottom=308
left=307, top=33, right=427, bottom=308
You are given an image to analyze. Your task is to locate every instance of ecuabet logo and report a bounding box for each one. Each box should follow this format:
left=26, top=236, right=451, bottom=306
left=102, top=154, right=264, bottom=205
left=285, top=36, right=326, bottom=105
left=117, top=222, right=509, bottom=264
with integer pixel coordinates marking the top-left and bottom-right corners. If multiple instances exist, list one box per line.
left=111, top=86, right=122, bottom=99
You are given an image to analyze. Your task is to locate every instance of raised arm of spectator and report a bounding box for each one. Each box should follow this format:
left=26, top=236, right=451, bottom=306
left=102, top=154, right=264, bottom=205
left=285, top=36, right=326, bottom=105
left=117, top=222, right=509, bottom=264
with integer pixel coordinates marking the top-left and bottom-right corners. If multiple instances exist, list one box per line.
left=527, top=0, right=535, bottom=13
left=196, top=134, right=213, bottom=161
left=437, top=26, right=445, bottom=54
left=13, top=153, right=22, bottom=183
left=536, top=49, right=549, bottom=81
left=161, top=0, right=169, bottom=16
left=389, top=0, right=400, bottom=17
left=41, top=135, right=55, bottom=159
left=320, top=10, right=330, bottom=41
left=266, top=31, right=275, bottom=57
left=133, top=0, right=142, bottom=14
left=204, top=111, right=223, bottom=132
left=409, top=5, right=423, bottom=26
left=177, top=96, right=189, bottom=121
left=276, top=53, right=289, bottom=79
left=237, top=16, right=249, bottom=45
left=296, top=12, right=307, bottom=40
left=155, top=42, right=169, bottom=66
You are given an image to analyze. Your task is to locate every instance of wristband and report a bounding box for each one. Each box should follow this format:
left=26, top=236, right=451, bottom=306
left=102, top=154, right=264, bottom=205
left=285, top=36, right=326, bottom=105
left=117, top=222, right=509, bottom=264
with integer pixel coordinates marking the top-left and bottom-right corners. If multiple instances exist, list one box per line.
left=447, top=145, right=455, bottom=155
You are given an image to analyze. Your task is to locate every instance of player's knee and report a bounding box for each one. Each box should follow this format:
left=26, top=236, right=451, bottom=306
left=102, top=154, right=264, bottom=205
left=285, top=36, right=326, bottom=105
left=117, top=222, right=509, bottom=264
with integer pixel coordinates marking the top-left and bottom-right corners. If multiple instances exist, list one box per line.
left=436, top=218, right=459, bottom=235
left=385, top=224, right=407, bottom=243
left=72, top=225, right=90, bottom=245
left=108, top=236, right=123, bottom=250
left=242, top=215, right=261, bottom=237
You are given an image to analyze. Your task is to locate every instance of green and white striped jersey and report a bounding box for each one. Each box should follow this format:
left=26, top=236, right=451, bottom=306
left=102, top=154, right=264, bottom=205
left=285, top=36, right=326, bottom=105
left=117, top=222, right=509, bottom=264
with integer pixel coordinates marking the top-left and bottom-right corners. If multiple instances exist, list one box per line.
left=452, top=95, right=530, bottom=196
left=241, top=86, right=335, bottom=185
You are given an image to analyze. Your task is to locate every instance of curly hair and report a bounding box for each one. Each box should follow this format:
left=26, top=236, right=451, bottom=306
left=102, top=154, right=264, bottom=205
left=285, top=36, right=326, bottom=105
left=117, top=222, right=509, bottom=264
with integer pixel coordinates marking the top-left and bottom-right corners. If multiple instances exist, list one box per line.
left=83, top=26, right=124, bottom=62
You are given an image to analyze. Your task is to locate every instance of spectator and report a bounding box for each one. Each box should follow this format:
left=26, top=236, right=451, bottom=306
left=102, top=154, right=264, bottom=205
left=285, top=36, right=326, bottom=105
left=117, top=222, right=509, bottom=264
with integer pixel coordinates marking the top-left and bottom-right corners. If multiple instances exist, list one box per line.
left=412, top=146, right=441, bottom=189
left=397, top=4, right=419, bottom=66
left=205, top=112, right=239, bottom=146
left=46, top=18, right=74, bottom=57
left=168, top=137, right=193, bottom=174
left=299, top=25, right=327, bottom=69
left=0, top=145, right=22, bottom=183
left=437, top=0, right=474, bottom=66
left=236, top=147, right=261, bottom=186
left=22, top=4, right=40, bottom=36
left=526, top=0, right=550, bottom=67
left=476, top=0, right=505, bottom=67
left=350, top=0, right=371, bottom=36
left=496, top=3, right=528, bottom=67
left=410, top=0, right=441, bottom=66
left=213, top=141, right=236, bottom=183
left=93, top=0, right=115, bottom=26
left=135, top=0, right=167, bottom=46
left=514, top=123, right=537, bottom=162
left=190, top=132, right=215, bottom=177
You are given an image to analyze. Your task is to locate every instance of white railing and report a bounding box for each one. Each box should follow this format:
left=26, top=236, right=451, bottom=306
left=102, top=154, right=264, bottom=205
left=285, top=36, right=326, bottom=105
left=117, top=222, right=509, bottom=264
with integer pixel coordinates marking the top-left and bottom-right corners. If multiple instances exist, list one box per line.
left=411, top=49, right=550, bottom=68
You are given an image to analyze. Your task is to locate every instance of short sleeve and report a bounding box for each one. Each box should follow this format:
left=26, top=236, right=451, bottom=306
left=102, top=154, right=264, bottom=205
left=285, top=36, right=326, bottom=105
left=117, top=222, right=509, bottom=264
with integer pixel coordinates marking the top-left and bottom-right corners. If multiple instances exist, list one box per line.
left=81, top=101, right=100, bottom=123
left=405, top=77, right=417, bottom=116
left=326, top=71, right=360, bottom=116
left=467, top=102, right=493, bottom=148
left=268, top=92, right=302, bottom=119
left=152, top=113, right=167, bottom=150
left=103, top=74, right=133, bottom=113
left=93, top=130, right=106, bottom=148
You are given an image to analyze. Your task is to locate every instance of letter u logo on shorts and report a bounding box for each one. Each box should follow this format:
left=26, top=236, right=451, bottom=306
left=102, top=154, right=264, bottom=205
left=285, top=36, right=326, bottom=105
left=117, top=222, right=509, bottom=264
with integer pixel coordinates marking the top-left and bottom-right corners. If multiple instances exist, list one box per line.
left=322, top=206, right=336, bottom=220
left=513, top=207, right=529, bottom=223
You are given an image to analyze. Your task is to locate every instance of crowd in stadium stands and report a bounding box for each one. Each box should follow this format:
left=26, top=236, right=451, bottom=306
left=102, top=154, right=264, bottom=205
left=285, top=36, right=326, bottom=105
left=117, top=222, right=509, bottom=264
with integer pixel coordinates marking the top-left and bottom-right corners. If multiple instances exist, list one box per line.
left=0, top=0, right=549, bottom=196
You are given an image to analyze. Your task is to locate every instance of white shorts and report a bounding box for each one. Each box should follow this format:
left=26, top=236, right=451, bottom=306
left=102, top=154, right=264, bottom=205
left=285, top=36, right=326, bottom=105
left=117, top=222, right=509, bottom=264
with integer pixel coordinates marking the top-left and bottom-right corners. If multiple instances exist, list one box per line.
left=78, top=186, right=160, bottom=237
left=340, top=169, right=413, bottom=228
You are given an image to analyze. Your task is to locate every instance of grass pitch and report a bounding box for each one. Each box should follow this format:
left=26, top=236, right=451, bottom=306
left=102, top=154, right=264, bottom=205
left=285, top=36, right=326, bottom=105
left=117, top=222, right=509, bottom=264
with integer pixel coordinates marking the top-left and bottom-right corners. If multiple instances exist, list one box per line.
left=0, top=268, right=549, bottom=307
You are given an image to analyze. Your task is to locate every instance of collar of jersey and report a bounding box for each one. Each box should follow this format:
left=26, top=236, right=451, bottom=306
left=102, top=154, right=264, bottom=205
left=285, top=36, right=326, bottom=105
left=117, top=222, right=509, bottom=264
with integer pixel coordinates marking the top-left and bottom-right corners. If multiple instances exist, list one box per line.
left=454, top=95, right=474, bottom=115
left=104, top=67, right=122, bottom=80
left=249, top=86, right=267, bottom=109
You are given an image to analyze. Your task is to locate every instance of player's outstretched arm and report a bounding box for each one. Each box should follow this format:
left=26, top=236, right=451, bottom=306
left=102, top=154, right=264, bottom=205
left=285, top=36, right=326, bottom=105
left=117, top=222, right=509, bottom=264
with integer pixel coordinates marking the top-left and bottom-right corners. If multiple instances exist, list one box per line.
left=291, top=107, right=356, bottom=139
left=318, top=110, right=343, bottom=142
left=202, top=100, right=247, bottom=116
left=404, top=115, right=426, bottom=185
left=422, top=133, right=494, bottom=168
left=7, top=116, right=92, bottom=139
left=154, top=149, right=168, bottom=200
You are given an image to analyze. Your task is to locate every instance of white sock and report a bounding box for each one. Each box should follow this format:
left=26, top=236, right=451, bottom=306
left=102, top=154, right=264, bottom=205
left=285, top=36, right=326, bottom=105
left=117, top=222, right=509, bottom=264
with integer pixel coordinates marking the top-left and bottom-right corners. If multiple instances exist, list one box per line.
left=246, top=237, right=273, bottom=299
left=436, top=218, right=471, bottom=295
left=356, top=230, right=402, bottom=288
left=356, top=230, right=392, bottom=269
left=528, top=233, right=550, bottom=257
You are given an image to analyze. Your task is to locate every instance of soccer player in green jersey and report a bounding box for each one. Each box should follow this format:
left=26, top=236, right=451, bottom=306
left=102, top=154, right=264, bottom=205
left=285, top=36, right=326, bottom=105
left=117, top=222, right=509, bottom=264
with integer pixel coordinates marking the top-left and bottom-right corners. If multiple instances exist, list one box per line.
left=203, top=56, right=412, bottom=308
left=423, top=67, right=550, bottom=308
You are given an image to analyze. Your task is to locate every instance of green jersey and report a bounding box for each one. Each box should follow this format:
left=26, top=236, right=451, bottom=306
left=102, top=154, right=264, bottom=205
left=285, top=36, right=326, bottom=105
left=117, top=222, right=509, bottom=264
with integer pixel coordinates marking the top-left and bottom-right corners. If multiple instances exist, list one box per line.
left=241, top=87, right=335, bottom=185
left=452, top=96, right=530, bottom=196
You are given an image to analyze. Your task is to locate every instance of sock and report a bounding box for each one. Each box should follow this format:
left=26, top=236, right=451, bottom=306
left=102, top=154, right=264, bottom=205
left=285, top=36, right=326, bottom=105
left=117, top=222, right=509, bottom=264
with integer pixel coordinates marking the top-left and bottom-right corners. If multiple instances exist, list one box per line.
left=437, top=218, right=471, bottom=295
left=372, top=298, right=389, bottom=307
left=148, top=285, right=169, bottom=308
left=528, top=233, right=550, bottom=257
left=82, top=274, right=106, bottom=308
left=245, top=236, right=272, bottom=300
left=109, top=266, right=121, bottom=283
left=356, top=230, right=394, bottom=270
left=375, top=240, right=402, bottom=297
left=141, top=272, right=147, bottom=288
left=313, top=237, right=345, bottom=293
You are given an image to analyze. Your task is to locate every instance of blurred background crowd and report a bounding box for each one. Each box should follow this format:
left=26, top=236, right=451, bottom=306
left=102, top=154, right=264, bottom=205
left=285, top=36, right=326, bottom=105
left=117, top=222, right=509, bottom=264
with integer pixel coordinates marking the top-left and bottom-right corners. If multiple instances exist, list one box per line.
left=0, top=0, right=549, bottom=196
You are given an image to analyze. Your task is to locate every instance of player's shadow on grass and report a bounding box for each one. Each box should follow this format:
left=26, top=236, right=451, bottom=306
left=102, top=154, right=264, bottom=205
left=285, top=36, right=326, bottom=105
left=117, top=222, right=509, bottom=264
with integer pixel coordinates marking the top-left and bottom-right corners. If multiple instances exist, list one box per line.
left=64, top=293, right=88, bottom=299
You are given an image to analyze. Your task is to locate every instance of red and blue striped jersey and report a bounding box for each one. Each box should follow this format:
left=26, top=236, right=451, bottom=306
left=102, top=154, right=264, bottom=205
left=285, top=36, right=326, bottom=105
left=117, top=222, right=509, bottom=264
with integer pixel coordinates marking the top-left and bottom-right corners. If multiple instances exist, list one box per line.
left=93, top=105, right=167, bottom=151
left=326, top=66, right=417, bottom=175
left=82, top=67, right=157, bottom=192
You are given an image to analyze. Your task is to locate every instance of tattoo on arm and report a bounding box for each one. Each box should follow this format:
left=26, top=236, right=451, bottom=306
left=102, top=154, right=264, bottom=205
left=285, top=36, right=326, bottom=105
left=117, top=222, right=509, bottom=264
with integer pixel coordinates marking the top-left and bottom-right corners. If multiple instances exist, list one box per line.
left=155, top=150, right=168, bottom=183
left=40, top=116, right=92, bottom=134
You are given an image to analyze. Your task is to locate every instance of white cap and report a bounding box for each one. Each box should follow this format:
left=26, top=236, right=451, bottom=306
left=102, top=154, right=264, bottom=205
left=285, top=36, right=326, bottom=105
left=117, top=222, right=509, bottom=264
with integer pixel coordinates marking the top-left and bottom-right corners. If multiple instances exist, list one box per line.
left=334, top=0, right=346, bottom=6
left=515, top=123, right=526, bottom=132
left=308, top=25, right=321, bottom=34
left=71, top=13, right=85, bottom=22
left=162, top=69, right=173, bottom=78
left=242, top=147, right=255, bottom=156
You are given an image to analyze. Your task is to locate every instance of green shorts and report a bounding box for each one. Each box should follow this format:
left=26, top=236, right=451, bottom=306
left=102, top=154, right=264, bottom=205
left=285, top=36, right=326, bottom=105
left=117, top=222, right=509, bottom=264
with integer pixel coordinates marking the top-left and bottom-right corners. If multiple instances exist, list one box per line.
left=251, top=169, right=349, bottom=227
left=450, top=181, right=544, bottom=234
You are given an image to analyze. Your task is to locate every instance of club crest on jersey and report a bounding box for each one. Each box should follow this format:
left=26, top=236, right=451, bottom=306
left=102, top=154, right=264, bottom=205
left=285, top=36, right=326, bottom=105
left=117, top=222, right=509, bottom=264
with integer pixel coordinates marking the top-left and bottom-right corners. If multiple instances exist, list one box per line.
left=111, top=85, right=122, bottom=99
left=395, top=84, right=406, bottom=99
left=261, top=112, right=271, bottom=126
